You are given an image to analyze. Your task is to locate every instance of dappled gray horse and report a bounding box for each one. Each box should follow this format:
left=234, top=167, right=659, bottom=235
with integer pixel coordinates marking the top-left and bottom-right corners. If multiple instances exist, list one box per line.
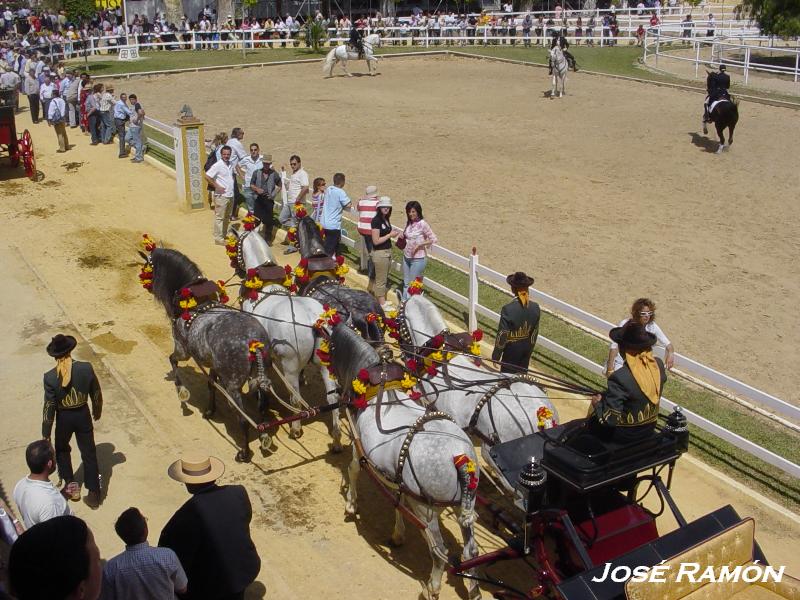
left=231, top=226, right=342, bottom=449
left=145, top=247, right=270, bottom=462
left=329, top=323, right=482, bottom=600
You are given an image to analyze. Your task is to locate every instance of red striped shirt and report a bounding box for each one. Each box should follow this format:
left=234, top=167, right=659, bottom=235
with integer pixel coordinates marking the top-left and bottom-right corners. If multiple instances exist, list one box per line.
left=356, top=196, right=380, bottom=235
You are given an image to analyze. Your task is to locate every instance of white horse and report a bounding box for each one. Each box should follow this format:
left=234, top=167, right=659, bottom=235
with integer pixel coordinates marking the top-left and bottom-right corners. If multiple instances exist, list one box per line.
left=401, top=295, right=558, bottom=450
left=330, top=324, right=482, bottom=600
left=550, top=45, right=568, bottom=98
left=232, top=227, right=342, bottom=450
left=322, top=33, right=381, bottom=78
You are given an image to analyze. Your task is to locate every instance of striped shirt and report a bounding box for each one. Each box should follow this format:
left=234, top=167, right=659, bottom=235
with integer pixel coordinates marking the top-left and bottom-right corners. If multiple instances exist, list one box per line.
left=101, top=542, right=188, bottom=600
left=356, top=195, right=379, bottom=235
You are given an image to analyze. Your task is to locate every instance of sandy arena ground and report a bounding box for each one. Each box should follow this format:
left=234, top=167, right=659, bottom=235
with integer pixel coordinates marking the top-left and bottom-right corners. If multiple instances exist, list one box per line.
left=110, top=55, right=800, bottom=405
left=0, top=90, right=799, bottom=598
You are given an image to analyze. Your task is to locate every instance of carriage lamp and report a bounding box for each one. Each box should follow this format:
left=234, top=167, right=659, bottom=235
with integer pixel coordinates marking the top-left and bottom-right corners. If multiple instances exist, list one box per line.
left=664, top=406, right=690, bottom=453
left=518, top=457, right=547, bottom=554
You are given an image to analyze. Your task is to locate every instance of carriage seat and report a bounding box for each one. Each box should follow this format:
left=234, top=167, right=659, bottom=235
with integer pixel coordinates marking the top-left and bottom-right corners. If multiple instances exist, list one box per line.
left=256, top=264, right=288, bottom=282
left=488, top=422, right=680, bottom=494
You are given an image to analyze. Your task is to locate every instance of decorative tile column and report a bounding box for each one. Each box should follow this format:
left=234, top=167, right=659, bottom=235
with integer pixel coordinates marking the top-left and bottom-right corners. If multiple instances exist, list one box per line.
left=174, top=116, right=206, bottom=210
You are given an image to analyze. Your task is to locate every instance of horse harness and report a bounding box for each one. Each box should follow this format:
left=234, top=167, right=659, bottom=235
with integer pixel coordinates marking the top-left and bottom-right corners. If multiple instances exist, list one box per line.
left=174, top=279, right=233, bottom=329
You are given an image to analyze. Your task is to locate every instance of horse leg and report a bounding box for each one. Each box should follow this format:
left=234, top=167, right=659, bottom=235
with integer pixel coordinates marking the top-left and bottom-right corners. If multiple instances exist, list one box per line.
left=716, top=123, right=726, bottom=154
left=319, top=363, right=342, bottom=452
left=727, top=124, right=735, bottom=148
left=169, top=340, right=191, bottom=403
left=551, top=74, right=556, bottom=98
left=204, top=369, right=216, bottom=419
left=459, top=516, right=482, bottom=600
left=228, top=386, right=252, bottom=463
left=279, top=356, right=305, bottom=440
left=344, top=445, right=360, bottom=516
left=409, top=501, right=449, bottom=600
left=342, top=58, right=351, bottom=77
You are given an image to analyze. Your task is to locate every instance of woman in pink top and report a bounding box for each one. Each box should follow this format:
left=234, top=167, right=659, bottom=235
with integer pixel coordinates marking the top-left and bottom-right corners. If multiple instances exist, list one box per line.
left=397, top=200, right=437, bottom=300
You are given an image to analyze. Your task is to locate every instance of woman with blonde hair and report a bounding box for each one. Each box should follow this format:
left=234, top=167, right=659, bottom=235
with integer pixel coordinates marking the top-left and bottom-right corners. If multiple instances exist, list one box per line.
left=605, top=297, right=674, bottom=377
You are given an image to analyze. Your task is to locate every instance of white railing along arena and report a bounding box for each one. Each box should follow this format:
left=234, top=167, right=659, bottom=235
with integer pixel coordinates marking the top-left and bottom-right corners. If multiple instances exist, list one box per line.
left=140, top=102, right=799, bottom=479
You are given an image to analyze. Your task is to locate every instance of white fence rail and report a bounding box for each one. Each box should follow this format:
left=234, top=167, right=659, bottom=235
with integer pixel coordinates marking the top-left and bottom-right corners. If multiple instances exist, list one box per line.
left=644, top=28, right=800, bottom=83
left=140, top=98, right=799, bottom=479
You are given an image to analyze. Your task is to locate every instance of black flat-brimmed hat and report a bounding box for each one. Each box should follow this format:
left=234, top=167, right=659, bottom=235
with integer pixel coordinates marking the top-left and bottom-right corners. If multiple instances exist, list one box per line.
left=46, top=334, right=77, bottom=358
left=609, top=322, right=656, bottom=351
left=506, top=271, right=534, bottom=288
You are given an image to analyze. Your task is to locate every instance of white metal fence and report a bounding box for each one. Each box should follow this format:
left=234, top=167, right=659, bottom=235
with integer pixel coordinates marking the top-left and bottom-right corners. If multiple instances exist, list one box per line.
left=645, top=27, right=800, bottom=83
left=141, top=95, right=799, bottom=479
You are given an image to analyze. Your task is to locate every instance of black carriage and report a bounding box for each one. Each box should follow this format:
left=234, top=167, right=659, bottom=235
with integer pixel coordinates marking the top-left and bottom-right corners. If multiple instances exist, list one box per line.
left=451, top=409, right=790, bottom=599
left=0, top=89, right=36, bottom=179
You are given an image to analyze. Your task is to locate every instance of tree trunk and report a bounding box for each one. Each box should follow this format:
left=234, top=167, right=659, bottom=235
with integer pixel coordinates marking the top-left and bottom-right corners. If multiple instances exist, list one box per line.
left=217, top=0, right=234, bottom=21
left=162, top=0, right=183, bottom=24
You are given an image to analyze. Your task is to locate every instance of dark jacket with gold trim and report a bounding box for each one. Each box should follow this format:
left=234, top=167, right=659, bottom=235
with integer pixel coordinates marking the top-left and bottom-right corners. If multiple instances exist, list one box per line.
left=491, top=298, right=541, bottom=370
left=42, top=361, right=103, bottom=438
left=593, top=357, right=666, bottom=431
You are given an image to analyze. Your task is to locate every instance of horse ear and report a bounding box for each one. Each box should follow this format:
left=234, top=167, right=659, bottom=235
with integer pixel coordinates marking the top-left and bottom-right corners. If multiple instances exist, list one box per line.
left=228, top=223, right=241, bottom=237
left=138, top=250, right=149, bottom=261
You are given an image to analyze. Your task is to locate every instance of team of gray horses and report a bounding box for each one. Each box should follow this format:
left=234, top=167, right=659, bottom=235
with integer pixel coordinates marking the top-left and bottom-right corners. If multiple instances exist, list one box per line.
left=138, top=219, right=561, bottom=600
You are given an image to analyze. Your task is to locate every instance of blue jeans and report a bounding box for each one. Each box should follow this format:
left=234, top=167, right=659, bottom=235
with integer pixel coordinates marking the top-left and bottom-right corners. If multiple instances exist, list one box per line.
left=100, top=111, right=113, bottom=143
left=402, top=256, right=427, bottom=299
left=126, top=125, right=143, bottom=160
left=242, top=188, right=255, bottom=213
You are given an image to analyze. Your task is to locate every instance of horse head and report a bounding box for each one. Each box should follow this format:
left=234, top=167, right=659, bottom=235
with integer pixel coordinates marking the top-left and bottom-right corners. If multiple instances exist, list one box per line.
left=239, top=227, right=277, bottom=271
left=329, top=322, right=381, bottom=390
left=149, top=248, right=204, bottom=317
left=296, top=215, right=328, bottom=259
left=402, top=295, right=447, bottom=348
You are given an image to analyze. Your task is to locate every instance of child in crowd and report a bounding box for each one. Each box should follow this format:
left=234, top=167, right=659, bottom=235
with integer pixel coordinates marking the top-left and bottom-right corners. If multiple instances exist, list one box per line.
left=311, top=177, right=326, bottom=223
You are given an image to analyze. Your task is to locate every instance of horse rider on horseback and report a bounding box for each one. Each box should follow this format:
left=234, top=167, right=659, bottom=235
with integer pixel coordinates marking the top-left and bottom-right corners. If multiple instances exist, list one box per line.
left=549, top=32, right=578, bottom=74
left=349, top=25, right=365, bottom=59
left=703, top=64, right=731, bottom=123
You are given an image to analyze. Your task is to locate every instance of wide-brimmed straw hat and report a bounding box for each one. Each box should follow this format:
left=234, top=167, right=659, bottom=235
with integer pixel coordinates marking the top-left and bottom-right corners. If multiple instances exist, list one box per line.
left=46, top=334, right=77, bottom=358
left=506, top=271, right=534, bottom=288
left=263, top=153, right=273, bottom=163
left=376, top=196, right=392, bottom=208
left=609, top=321, right=656, bottom=351
left=168, top=452, right=225, bottom=484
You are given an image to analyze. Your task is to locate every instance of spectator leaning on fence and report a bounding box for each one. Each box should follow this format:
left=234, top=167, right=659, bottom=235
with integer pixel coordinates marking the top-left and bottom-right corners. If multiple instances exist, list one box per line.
left=319, top=172, right=352, bottom=258
left=355, top=185, right=379, bottom=278
left=397, top=200, right=437, bottom=300
left=113, top=93, right=131, bottom=157
left=126, top=93, right=145, bottom=163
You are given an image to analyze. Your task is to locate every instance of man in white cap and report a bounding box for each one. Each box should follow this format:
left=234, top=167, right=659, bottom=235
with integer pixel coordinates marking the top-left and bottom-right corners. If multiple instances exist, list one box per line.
left=354, top=184, right=379, bottom=278
left=159, top=452, right=260, bottom=600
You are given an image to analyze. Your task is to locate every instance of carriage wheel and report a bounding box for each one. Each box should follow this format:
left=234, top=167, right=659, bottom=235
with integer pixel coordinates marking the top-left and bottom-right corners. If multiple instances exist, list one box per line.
left=19, top=130, right=36, bottom=180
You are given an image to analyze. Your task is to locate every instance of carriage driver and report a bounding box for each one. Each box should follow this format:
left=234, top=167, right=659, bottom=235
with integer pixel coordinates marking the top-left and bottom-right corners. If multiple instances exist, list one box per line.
left=42, top=334, right=104, bottom=509
left=491, top=272, right=541, bottom=373
left=703, top=64, right=731, bottom=123
left=349, top=24, right=365, bottom=58
left=549, top=31, right=578, bottom=74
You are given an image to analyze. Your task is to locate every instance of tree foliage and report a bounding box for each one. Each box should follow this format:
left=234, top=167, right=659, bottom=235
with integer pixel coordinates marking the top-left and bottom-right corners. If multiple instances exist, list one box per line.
left=64, top=0, right=97, bottom=20
left=736, top=0, right=800, bottom=37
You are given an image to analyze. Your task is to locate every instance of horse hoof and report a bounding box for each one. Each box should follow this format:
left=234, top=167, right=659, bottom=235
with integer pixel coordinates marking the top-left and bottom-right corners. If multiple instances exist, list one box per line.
left=703, top=126, right=708, bottom=135
left=235, top=450, right=251, bottom=463
left=716, top=146, right=724, bottom=154
left=329, top=441, right=344, bottom=453
left=345, top=502, right=357, bottom=516
left=390, top=533, right=405, bottom=547
left=259, top=433, right=272, bottom=452
left=177, top=386, right=190, bottom=403
left=289, top=428, right=304, bottom=440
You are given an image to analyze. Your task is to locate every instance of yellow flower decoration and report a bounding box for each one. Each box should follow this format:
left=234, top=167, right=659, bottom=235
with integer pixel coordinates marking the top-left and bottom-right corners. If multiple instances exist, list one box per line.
left=249, top=340, right=265, bottom=353
left=294, top=265, right=306, bottom=277
left=319, top=339, right=330, bottom=354
left=469, top=341, right=481, bottom=356
left=352, top=378, right=368, bottom=395
left=244, top=275, right=264, bottom=289
left=179, top=297, right=198, bottom=310
left=429, top=351, right=444, bottom=362
left=400, top=372, right=417, bottom=390
left=386, top=310, right=398, bottom=319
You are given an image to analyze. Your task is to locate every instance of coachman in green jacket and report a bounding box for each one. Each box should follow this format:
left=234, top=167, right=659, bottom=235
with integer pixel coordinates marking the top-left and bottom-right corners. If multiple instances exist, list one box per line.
left=43, top=334, right=103, bottom=508
left=491, top=271, right=541, bottom=374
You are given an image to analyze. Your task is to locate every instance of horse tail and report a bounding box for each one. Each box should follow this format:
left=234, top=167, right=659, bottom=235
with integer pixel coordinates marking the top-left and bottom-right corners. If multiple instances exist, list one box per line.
left=248, top=341, right=271, bottom=393
left=322, top=48, right=336, bottom=76
left=453, top=454, right=478, bottom=529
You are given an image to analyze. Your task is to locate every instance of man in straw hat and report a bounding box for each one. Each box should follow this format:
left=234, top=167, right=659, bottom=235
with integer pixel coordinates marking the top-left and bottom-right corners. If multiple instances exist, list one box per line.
left=491, top=272, right=541, bottom=373
left=159, top=452, right=260, bottom=600
left=42, top=334, right=103, bottom=509
left=586, top=321, right=667, bottom=445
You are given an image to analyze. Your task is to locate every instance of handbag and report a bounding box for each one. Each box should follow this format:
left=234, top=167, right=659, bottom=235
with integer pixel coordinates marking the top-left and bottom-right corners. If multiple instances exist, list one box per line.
left=395, top=233, right=406, bottom=250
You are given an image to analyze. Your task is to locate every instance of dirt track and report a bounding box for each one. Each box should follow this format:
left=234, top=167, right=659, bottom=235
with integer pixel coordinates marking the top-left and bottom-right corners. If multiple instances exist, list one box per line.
left=110, top=55, right=800, bottom=405
left=0, top=71, right=798, bottom=600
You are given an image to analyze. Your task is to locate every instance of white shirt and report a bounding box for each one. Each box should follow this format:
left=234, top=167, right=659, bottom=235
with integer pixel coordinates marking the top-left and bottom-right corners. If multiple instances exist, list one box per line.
left=610, top=319, right=671, bottom=371
left=238, top=154, right=263, bottom=187
left=286, top=167, right=309, bottom=203
left=13, top=476, right=72, bottom=528
left=226, top=137, right=247, bottom=167
left=48, top=96, right=66, bottom=121
left=39, top=81, right=56, bottom=99
left=206, top=159, right=235, bottom=197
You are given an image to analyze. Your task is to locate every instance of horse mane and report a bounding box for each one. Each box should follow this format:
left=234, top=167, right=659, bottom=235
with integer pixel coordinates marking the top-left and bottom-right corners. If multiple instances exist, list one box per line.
left=329, top=323, right=380, bottom=387
left=150, top=248, right=204, bottom=316
left=405, top=295, right=447, bottom=341
left=297, top=216, right=328, bottom=259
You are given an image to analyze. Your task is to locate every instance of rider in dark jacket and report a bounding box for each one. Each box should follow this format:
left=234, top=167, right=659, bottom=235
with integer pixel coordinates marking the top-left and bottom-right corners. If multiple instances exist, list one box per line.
left=349, top=25, right=364, bottom=58
left=549, top=32, right=578, bottom=74
left=704, top=64, right=731, bottom=122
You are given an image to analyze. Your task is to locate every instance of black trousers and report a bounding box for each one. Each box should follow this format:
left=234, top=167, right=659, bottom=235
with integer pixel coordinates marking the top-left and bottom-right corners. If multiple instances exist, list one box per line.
left=115, top=118, right=127, bottom=156
left=323, top=228, right=342, bottom=257
left=55, top=405, right=100, bottom=492
left=254, top=196, right=274, bottom=243
left=28, top=93, right=40, bottom=123
left=500, top=340, right=534, bottom=374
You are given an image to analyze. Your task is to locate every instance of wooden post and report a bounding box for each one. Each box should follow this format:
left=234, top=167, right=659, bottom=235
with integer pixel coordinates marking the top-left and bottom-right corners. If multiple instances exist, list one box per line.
left=468, top=247, right=478, bottom=332
left=174, top=115, right=206, bottom=210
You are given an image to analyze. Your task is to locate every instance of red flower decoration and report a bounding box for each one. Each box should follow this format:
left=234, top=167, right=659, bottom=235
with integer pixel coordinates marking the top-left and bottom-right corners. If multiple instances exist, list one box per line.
left=409, top=390, right=422, bottom=401
left=352, top=396, right=368, bottom=410
left=472, top=329, right=483, bottom=342
left=300, top=258, right=309, bottom=268
left=284, top=264, right=293, bottom=274
left=181, top=311, right=191, bottom=321
left=247, top=268, right=258, bottom=278
left=406, top=359, right=418, bottom=371
left=248, top=290, right=258, bottom=301
left=358, top=369, right=370, bottom=382
left=429, top=335, right=445, bottom=349
left=426, top=365, right=438, bottom=377
left=336, top=255, right=345, bottom=266
left=366, top=313, right=377, bottom=323
left=180, top=288, right=192, bottom=298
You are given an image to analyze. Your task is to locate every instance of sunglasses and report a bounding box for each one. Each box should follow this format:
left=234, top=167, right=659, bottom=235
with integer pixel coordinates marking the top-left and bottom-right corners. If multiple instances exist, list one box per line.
left=639, top=311, right=654, bottom=317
